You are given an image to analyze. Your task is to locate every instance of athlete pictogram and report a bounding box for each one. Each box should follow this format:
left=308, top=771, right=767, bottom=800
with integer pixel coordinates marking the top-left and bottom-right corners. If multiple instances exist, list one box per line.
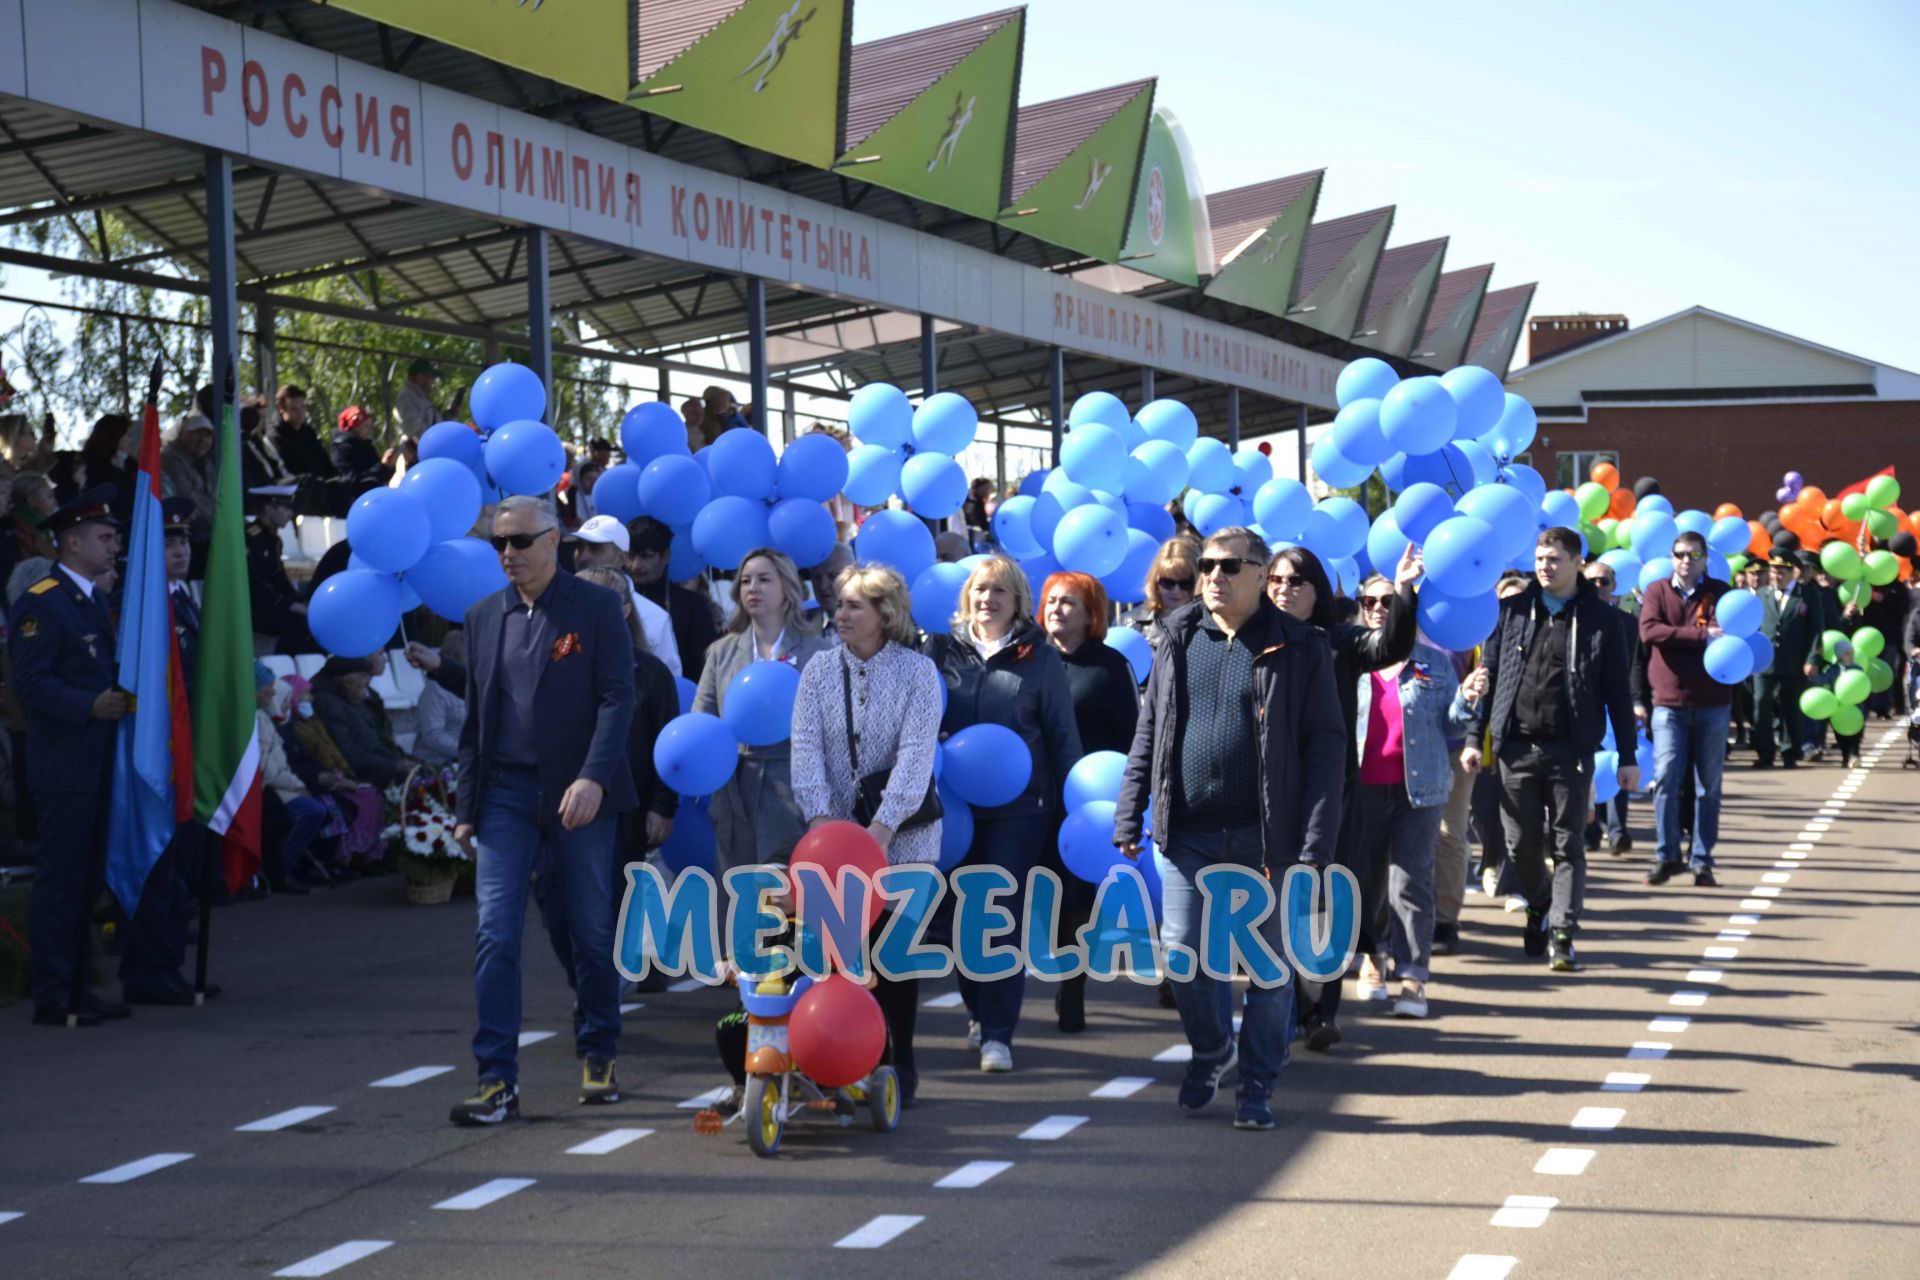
left=736, top=0, right=818, bottom=94
left=1072, top=156, right=1114, bottom=211
left=927, top=93, right=977, bottom=172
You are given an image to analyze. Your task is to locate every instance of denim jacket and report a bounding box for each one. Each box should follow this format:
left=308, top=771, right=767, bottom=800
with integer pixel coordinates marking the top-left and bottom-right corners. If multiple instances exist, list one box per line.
left=1353, top=642, right=1471, bottom=809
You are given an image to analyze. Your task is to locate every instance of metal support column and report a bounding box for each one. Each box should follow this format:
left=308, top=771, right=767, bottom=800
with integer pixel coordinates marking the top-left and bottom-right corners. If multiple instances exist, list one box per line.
left=1140, top=367, right=1155, bottom=403
left=996, top=420, right=1007, bottom=492
left=1048, top=345, right=1065, bottom=465
left=746, top=276, right=769, bottom=434
left=1226, top=386, right=1241, bottom=450
left=254, top=301, right=276, bottom=400
left=1296, top=403, right=1309, bottom=482
left=782, top=383, right=797, bottom=444
left=525, top=229, right=552, bottom=394
left=920, top=313, right=937, bottom=395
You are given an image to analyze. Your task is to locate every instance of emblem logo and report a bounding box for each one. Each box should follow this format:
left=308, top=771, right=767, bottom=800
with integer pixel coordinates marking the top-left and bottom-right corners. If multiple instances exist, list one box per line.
left=1145, top=165, right=1166, bottom=245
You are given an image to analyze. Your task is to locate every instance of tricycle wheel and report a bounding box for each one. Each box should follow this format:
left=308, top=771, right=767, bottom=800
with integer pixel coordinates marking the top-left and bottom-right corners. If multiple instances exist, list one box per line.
left=746, top=1075, right=783, bottom=1157
left=867, top=1066, right=900, bottom=1133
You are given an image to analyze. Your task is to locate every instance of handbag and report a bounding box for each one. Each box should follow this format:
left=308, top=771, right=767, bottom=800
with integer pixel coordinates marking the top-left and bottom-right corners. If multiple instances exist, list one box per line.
left=842, top=657, right=941, bottom=833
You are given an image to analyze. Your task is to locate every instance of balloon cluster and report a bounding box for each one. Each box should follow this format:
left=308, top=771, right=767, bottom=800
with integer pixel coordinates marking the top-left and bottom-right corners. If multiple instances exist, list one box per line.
left=1056, top=751, right=1162, bottom=914
left=1797, top=626, right=1894, bottom=739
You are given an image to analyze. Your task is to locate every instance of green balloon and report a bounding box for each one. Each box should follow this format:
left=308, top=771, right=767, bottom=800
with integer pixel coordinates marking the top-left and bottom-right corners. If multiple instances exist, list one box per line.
left=1616, top=520, right=1634, bottom=549
left=1841, top=492, right=1869, bottom=521
left=1852, top=625, right=1885, bottom=661
left=1820, top=541, right=1863, bottom=580
left=1841, top=579, right=1870, bottom=608
left=1830, top=703, right=1865, bottom=736
left=1868, top=657, right=1894, bottom=693
left=1799, top=686, right=1838, bottom=720
left=1865, top=549, right=1900, bottom=586
left=1866, top=509, right=1898, bottom=539
left=1820, top=629, right=1849, bottom=663
left=1580, top=521, right=1609, bottom=553
left=1866, top=474, right=1901, bottom=509
left=1835, top=668, right=1872, bottom=706
left=1576, top=482, right=1610, bottom=521
left=1728, top=553, right=1748, bottom=577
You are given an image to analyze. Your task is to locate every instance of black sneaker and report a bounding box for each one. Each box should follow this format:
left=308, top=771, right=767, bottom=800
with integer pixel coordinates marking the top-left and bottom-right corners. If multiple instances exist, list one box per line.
left=1055, top=978, right=1087, bottom=1034
left=1644, top=861, right=1684, bottom=886
left=1610, top=833, right=1634, bottom=855
left=1304, top=1019, right=1342, bottom=1052
left=581, top=1057, right=620, bottom=1105
left=1233, top=1082, right=1277, bottom=1131
left=1177, top=1044, right=1236, bottom=1114
left=1522, top=908, right=1549, bottom=958
left=1432, top=922, right=1460, bottom=955
left=1692, top=867, right=1718, bottom=888
left=1548, top=930, right=1578, bottom=972
left=449, top=1078, right=519, bottom=1126
left=1751, top=758, right=1774, bottom=769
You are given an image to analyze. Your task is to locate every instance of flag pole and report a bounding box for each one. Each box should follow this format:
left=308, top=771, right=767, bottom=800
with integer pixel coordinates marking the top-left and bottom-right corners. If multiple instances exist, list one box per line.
left=194, top=357, right=234, bottom=1003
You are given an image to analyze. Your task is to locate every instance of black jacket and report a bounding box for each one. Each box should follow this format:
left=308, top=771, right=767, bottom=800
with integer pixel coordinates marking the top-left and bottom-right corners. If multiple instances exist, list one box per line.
left=247, top=523, right=302, bottom=637
left=330, top=431, right=393, bottom=493
left=1466, top=579, right=1638, bottom=767
left=273, top=418, right=336, bottom=479
left=923, top=615, right=1083, bottom=821
left=639, top=576, right=718, bottom=682
left=1060, top=636, right=1140, bottom=756
left=630, top=650, right=680, bottom=820
left=312, top=680, right=408, bottom=787
left=1115, top=598, right=1345, bottom=868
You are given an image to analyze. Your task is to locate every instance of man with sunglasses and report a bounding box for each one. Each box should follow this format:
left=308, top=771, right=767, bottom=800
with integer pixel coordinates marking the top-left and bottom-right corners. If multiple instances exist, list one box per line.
left=1114, top=527, right=1344, bottom=1131
left=450, top=496, right=638, bottom=1126
left=1638, top=531, right=1732, bottom=887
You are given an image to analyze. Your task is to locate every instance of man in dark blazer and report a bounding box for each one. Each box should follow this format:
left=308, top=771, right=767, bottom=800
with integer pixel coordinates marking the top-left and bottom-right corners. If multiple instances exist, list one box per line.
left=450, top=496, right=636, bottom=1126
left=1752, top=550, right=1824, bottom=767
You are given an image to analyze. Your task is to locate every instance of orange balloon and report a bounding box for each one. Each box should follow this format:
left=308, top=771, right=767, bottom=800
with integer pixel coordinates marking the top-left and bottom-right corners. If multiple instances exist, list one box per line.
left=1908, top=511, right=1920, bottom=539
left=1900, top=557, right=1914, bottom=582
left=1747, top=520, right=1770, bottom=557
left=1590, top=461, right=1620, bottom=490
left=1821, top=499, right=1847, bottom=531
left=1608, top=487, right=1636, bottom=520
left=1713, top=502, right=1742, bottom=520
left=1800, top=485, right=1828, bottom=509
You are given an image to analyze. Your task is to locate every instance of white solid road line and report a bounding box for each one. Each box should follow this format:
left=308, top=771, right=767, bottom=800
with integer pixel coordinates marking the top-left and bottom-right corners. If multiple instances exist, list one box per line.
left=566, top=1128, right=654, bottom=1155
left=516, top=1030, right=556, bottom=1047
left=678, top=1086, right=732, bottom=1110
left=272, top=1240, right=394, bottom=1277
left=834, top=1214, right=924, bottom=1248
left=1018, top=1115, right=1089, bottom=1141
left=935, top=1160, right=1014, bottom=1188
left=1627, top=1042, right=1671, bottom=1060
left=1534, top=1148, right=1595, bottom=1176
left=1447, top=1255, right=1518, bottom=1280
left=369, top=1066, right=454, bottom=1088
left=922, top=991, right=964, bottom=1009
left=1571, top=1106, right=1626, bottom=1131
left=1490, top=1195, right=1558, bottom=1228
left=1090, top=1076, right=1154, bottom=1099
left=1601, top=1072, right=1650, bottom=1093
left=237, top=1106, right=336, bottom=1132
left=433, top=1178, right=536, bottom=1211
left=80, top=1153, right=194, bottom=1184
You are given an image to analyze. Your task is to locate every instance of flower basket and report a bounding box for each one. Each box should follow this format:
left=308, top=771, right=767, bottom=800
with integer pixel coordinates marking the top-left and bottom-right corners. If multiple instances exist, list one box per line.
left=394, top=765, right=470, bottom=905
left=405, top=875, right=455, bottom=906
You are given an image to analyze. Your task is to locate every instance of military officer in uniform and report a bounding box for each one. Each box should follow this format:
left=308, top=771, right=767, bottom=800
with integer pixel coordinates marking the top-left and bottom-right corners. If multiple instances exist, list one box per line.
left=245, top=483, right=305, bottom=654
left=1752, top=550, right=1828, bottom=768
left=163, top=496, right=201, bottom=686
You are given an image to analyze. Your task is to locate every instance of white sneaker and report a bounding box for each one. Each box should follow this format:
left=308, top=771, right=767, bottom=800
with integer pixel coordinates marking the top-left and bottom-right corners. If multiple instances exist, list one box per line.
left=967, top=1020, right=982, bottom=1050
left=1481, top=867, right=1500, bottom=898
left=1393, top=980, right=1429, bottom=1019
left=979, top=1040, right=1013, bottom=1072
left=1504, top=895, right=1529, bottom=914
left=1356, top=954, right=1389, bottom=1002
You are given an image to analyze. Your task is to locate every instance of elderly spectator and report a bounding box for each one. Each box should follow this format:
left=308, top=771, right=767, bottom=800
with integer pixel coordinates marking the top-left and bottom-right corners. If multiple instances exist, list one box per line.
left=412, top=631, right=469, bottom=767
left=245, top=485, right=308, bottom=653
left=254, top=668, right=333, bottom=894
left=312, top=656, right=414, bottom=787
left=282, top=674, right=386, bottom=874
left=394, top=358, right=459, bottom=439
left=10, top=471, right=58, bottom=567
left=160, top=411, right=219, bottom=548
left=332, top=405, right=396, bottom=495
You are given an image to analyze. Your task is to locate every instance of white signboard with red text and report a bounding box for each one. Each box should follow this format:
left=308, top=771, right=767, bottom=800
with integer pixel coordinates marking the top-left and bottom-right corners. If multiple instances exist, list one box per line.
left=4, top=0, right=1344, bottom=409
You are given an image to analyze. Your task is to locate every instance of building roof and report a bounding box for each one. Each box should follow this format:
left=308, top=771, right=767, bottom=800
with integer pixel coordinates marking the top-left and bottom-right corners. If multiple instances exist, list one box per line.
left=1293, top=206, right=1393, bottom=304
left=1418, top=264, right=1493, bottom=365
left=1007, top=80, right=1154, bottom=204
left=1205, top=171, right=1322, bottom=268
left=844, top=9, right=1023, bottom=152
left=1361, top=238, right=1447, bottom=331
left=633, top=0, right=745, bottom=83
left=1466, top=282, right=1535, bottom=378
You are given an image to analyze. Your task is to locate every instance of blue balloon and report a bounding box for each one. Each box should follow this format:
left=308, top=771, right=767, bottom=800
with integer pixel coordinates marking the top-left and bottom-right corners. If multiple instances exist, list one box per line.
left=1367, top=511, right=1412, bottom=576
left=1061, top=423, right=1127, bottom=493
left=1337, top=357, right=1398, bottom=407
left=1636, top=494, right=1674, bottom=517
left=1311, top=434, right=1372, bottom=489
left=1599, top=548, right=1644, bottom=587
left=911, top=562, right=971, bottom=632
left=1187, top=492, right=1246, bottom=539
left=1136, top=399, right=1199, bottom=451
left=654, top=712, right=740, bottom=796
left=1059, top=801, right=1125, bottom=883
left=722, top=660, right=801, bottom=748
left=653, top=793, right=715, bottom=877
left=935, top=780, right=973, bottom=871
left=308, top=569, right=402, bottom=657
left=1305, top=496, right=1368, bottom=560
left=675, top=676, right=697, bottom=714
left=1069, top=391, right=1133, bottom=433
left=1091, top=489, right=1127, bottom=520
left=1231, top=450, right=1273, bottom=495
left=1397, top=444, right=1477, bottom=498
left=1744, top=631, right=1774, bottom=674
left=691, top=495, right=770, bottom=571
left=1126, top=501, right=1176, bottom=546
left=1417, top=587, right=1500, bottom=650
left=1440, top=365, right=1505, bottom=439
left=1253, top=478, right=1312, bottom=541
left=692, top=446, right=715, bottom=485
left=855, top=509, right=936, bottom=584
left=1704, top=633, right=1755, bottom=684
left=1592, top=751, right=1621, bottom=805
left=775, top=432, right=849, bottom=502
left=1033, top=478, right=1094, bottom=548
left=992, top=494, right=1045, bottom=559
left=1638, top=556, right=1675, bottom=592
left=344, top=488, right=432, bottom=578
left=1480, top=394, right=1537, bottom=459
left=1017, top=551, right=1062, bottom=603
left=1018, top=469, right=1049, bottom=499
left=1500, top=463, right=1547, bottom=506
left=1380, top=376, right=1457, bottom=457
left=1717, top=587, right=1762, bottom=637
left=1672, top=508, right=1713, bottom=539
left=406, top=536, right=507, bottom=622
left=900, top=451, right=967, bottom=519
left=1453, top=438, right=1496, bottom=488
left=591, top=462, right=644, bottom=524
left=1706, top=550, right=1731, bottom=583
left=708, top=427, right=777, bottom=500
left=668, top=527, right=707, bottom=581
left=1423, top=515, right=1503, bottom=597
left=912, top=392, right=978, bottom=456
left=484, top=419, right=566, bottom=496
left=1631, top=511, right=1679, bottom=561
left=943, top=723, right=1033, bottom=807
left=1186, top=438, right=1234, bottom=494
left=399, top=457, right=483, bottom=544
left=1330, top=398, right=1391, bottom=466
left=1394, top=483, right=1455, bottom=544
left=843, top=444, right=903, bottom=507
left=470, top=362, right=545, bottom=431
left=1065, top=751, right=1128, bottom=813
left=638, top=454, right=712, bottom=527
left=1457, top=482, right=1538, bottom=560
left=1100, top=528, right=1161, bottom=605
left=1053, top=503, right=1128, bottom=577
left=849, top=383, right=913, bottom=448
left=1326, top=555, right=1360, bottom=595
left=766, top=498, right=837, bottom=568
left=1539, top=490, right=1583, bottom=533
left=1123, top=440, right=1189, bottom=505
left=619, top=401, right=691, bottom=467
left=1708, top=514, right=1751, bottom=557
left=419, top=421, right=484, bottom=473
left=1106, top=627, right=1152, bottom=684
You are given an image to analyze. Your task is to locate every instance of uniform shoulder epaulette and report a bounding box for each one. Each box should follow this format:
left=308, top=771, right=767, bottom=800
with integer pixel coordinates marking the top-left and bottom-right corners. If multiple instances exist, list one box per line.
left=27, top=577, right=58, bottom=595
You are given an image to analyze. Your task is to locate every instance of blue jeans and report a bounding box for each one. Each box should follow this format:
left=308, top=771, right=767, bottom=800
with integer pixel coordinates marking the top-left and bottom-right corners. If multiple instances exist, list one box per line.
left=1156, top=826, right=1290, bottom=1092
left=282, top=795, right=330, bottom=871
left=1652, top=705, right=1731, bottom=870
left=473, top=767, right=621, bottom=1086
left=956, top=814, right=1049, bottom=1048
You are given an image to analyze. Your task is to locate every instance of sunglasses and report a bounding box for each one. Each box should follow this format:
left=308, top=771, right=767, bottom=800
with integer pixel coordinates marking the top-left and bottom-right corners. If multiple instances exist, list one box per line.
left=1197, top=556, right=1255, bottom=577
left=489, top=531, right=550, bottom=552
left=1670, top=550, right=1701, bottom=561
left=1359, top=594, right=1393, bottom=608
left=1156, top=576, right=1195, bottom=593
left=1589, top=576, right=1615, bottom=589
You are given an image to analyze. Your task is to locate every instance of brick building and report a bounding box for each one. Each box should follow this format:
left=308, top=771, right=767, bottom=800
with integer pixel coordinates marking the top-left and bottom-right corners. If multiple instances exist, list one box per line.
left=1504, top=307, right=1920, bottom=514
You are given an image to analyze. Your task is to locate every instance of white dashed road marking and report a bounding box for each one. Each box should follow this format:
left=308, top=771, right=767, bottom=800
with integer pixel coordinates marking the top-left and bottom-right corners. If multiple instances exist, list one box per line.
left=1686, top=969, right=1723, bottom=984
left=678, top=1087, right=732, bottom=1110
left=1447, top=1256, right=1517, bottom=1280
left=1490, top=1195, right=1557, bottom=1228
left=1571, top=1107, right=1625, bottom=1130
left=566, top=1128, right=653, bottom=1155
left=834, top=1215, right=924, bottom=1248
left=668, top=977, right=705, bottom=993
left=433, top=1178, right=535, bottom=1211
left=237, top=1106, right=336, bottom=1132
left=1648, top=1016, right=1691, bottom=1033
left=1704, top=946, right=1739, bottom=960
left=1669, top=991, right=1709, bottom=1007
left=1090, top=1076, right=1154, bottom=1099
left=935, top=1160, right=1013, bottom=1188
left=80, top=1153, right=194, bottom=1184
left=516, top=1031, right=556, bottom=1047
left=1018, top=1115, right=1088, bottom=1141
left=922, top=991, right=964, bottom=1009
left=1534, top=1148, right=1595, bottom=1176
left=272, top=1241, right=394, bottom=1277
left=1627, top=1042, right=1671, bottom=1060
left=1601, top=1072, right=1650, bottom=1092
left=1152, top=1043, right=1193, bottom=1063
left=370, top=1066, right=454, bottom=1088
left=0, top=1212, right=22, bottom=1226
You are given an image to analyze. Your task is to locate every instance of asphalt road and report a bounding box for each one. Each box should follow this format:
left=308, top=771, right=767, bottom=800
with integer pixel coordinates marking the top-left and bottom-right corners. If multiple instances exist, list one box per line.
left=1, top=727, right=1914, bottom=1280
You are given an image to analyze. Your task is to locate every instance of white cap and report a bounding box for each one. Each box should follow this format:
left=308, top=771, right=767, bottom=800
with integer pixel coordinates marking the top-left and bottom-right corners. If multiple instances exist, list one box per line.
left=569, top=514, right=630, bottom=552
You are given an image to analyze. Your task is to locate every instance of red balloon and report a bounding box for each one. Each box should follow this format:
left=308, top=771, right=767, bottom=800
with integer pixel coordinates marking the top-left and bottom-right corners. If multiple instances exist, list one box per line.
left=788, top=975, right=886, bottom=1087
left=791, top=820, right=888, bottom=930
left=1257, top=442, right=1273, bottom=456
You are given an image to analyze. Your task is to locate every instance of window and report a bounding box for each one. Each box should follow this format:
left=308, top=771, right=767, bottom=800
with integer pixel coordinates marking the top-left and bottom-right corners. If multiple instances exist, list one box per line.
left=1557, top=450, right=1617, bottom=490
